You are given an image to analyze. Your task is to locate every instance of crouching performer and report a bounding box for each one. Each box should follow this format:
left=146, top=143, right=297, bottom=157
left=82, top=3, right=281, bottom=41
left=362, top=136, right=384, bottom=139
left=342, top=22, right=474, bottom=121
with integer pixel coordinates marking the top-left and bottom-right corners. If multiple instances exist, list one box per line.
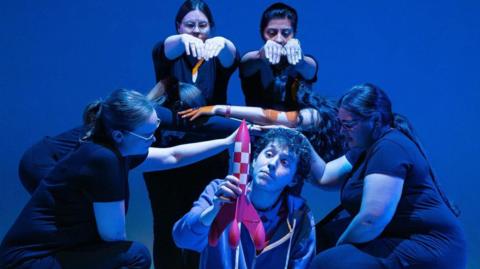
left=173, top=127, right=316, bottom=269
left=0, top=89, right=238, bottom=269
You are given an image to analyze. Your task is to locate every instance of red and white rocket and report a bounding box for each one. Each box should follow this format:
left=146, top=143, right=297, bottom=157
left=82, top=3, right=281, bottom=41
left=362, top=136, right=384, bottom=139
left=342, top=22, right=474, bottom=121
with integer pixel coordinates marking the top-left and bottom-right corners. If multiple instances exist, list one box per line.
left=208, top=120, right=266, bottom=251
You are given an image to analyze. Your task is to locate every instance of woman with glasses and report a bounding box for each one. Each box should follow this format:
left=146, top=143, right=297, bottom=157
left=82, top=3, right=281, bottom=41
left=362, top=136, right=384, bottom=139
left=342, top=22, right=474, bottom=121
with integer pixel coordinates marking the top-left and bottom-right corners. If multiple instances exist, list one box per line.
left=307, top=83, right=466, bottom=269
left=0, top=89, right=238, bottom=269
left=240, top=2, right=318, bottom=111
left=145, top=1, right=240, bottom=267
left=17, top=83, right=241, bottom=196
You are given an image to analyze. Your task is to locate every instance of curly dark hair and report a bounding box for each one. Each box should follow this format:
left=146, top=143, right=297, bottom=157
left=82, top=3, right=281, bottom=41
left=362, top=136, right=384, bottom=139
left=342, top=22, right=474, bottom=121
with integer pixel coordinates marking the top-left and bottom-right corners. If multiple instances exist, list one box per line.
left=252, top=128, right=310, bottom=195
left=296, top=83, right=346, bottom=162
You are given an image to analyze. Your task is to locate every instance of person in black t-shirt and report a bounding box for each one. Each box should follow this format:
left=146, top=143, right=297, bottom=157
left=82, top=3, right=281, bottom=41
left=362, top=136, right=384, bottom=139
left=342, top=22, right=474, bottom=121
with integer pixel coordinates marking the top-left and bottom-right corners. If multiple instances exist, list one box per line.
left=18, top=85, right=241, bottom=196
left=306, top=84, right=466, bottom=269
left=0, top=89, right=238, bottom=269
left=145, top=1, right=240, bottom=267
left=148, top=0, right=239, bottom=104
left=240, top=2, right=318, bottom=111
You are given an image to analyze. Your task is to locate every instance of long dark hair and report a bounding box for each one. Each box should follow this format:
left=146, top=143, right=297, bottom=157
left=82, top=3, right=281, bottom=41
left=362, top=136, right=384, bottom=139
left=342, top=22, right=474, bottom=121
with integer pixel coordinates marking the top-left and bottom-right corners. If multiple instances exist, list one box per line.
left=260, top=2, right=298, bottom=40
left=175, top=0, right=215, bottom=31
left=84, top=89, right=155, bottom=144
left=296, top=83, right=346, bottom=162
left=339, top=83, right=460, bottom=217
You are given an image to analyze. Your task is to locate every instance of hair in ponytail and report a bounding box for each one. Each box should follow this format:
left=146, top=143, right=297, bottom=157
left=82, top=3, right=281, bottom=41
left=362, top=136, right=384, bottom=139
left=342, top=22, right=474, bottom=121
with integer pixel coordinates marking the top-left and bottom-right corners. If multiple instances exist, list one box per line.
left=83, top=89, right=155, bottom=143
left=340, top=83, right=460, bottom=217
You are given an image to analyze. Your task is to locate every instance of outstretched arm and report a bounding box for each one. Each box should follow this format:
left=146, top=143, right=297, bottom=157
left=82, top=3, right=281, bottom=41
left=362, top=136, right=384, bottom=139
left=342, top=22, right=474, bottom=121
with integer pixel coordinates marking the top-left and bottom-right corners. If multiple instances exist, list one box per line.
left=134, top=130, right=236, bottom=172
left=179, top=105, right=320, bottom=128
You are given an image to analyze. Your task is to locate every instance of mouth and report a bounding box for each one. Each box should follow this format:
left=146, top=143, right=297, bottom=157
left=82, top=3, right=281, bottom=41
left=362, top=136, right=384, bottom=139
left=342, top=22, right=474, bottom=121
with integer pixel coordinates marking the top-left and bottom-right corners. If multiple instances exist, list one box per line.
left=257, top=171, right=272, bottom=180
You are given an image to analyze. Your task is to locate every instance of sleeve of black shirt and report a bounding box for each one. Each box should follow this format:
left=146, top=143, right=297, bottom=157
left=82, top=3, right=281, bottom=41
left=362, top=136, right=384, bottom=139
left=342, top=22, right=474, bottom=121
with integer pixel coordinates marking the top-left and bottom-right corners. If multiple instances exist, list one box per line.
left=365, top=139, right=412, bottom=179
left=84, top=148, right=125, bottom=202
left=152, top=40, right=173, bottom=82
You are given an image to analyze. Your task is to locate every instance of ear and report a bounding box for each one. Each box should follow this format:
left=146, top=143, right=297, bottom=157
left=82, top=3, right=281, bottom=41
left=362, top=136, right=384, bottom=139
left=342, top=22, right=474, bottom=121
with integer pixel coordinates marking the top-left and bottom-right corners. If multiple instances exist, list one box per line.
left=111, top=130, right=124, bottom=144
left=370, top=112, right=381, bottom=128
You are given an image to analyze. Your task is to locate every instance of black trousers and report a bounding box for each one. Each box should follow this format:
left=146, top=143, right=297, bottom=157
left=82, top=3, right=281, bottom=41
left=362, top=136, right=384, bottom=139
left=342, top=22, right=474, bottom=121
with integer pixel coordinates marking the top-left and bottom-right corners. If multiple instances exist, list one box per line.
left=143, top=150, right=229, bottom=269
left=15, top=241, right=151, bottom=269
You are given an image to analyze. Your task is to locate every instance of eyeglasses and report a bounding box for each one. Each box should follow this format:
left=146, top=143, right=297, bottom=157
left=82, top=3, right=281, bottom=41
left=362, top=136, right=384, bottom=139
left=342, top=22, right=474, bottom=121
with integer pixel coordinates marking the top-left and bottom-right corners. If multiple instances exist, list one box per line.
left=126, top=130, right=156, bottom=141
left=339, top=119, right=362, bottom=131
left=181, top=20, right=210, bottom=31
left=125, top=119, right=160, bottom=141
left=265, top=28, right=294, bottom=39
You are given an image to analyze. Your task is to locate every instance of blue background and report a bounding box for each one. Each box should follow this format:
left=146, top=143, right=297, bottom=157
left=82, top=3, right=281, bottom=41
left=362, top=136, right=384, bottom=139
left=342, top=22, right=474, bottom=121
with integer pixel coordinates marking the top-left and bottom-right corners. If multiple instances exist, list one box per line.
left=1, top=0, right=479, bottom=267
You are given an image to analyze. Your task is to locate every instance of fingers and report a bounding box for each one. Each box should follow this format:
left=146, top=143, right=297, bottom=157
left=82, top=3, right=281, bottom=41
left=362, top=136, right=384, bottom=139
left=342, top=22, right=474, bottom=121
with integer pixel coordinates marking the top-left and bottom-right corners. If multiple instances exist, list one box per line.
left=215, top=175, right=242, bottom=202
left=195, top=41, right=204, bottom=59
left=203, top=37, right=225, bottom=61
left=178, top=108, right=193, bottom=115
left=189, top=41, right=197, bottom=58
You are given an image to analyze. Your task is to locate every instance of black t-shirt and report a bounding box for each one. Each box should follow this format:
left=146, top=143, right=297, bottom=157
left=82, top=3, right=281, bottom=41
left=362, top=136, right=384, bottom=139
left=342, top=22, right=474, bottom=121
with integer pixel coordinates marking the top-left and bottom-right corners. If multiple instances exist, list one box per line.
left=152, top=39, right=240, bottom=105
left=0, top=142, right=146, bottom=268
left=342, top=129, right=461, bottom=237
left=239, top=53, right=318, bottom=110
left=19, top=125, right=89, bottom=194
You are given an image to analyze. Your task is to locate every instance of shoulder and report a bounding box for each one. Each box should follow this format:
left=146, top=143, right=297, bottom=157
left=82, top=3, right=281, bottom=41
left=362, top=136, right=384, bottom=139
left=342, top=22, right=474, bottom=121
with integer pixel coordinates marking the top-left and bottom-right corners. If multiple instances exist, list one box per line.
left=152, top=39, right=166, bottom=52
left=241, top=50, right=261, bottom=63
left=80, top=142, right=121, bottom=169
left=372, top=130, right=413, bottom=158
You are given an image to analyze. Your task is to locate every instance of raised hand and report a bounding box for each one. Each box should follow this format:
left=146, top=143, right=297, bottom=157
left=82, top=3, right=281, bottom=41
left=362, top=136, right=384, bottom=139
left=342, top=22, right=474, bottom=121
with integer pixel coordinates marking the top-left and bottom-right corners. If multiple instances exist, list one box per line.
left=213, top=175, right=242, bottom=206
left=261, top=40, right=284, bottom=65
left=180, top=34, right=205, bottom=59
left=178, top=106, right=216, bottom=121
left=284, top=38, right=302, bottom=65
left=204, top=37, right=226, bottom=61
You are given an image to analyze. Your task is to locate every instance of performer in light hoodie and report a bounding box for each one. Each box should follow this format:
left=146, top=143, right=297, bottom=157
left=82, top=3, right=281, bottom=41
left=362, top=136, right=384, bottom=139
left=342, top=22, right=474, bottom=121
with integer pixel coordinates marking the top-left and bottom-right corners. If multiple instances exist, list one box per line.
left=173, top=128, right=316, bottom=269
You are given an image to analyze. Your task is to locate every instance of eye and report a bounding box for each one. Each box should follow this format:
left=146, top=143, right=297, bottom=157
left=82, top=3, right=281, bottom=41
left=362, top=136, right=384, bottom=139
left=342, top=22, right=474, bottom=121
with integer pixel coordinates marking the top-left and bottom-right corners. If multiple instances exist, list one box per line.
left=264, top=150, right=273, bottom=158
left=184, top=22, right=195, bottom=28
left=281, top=29, right=293, bottom=37
left=198, top=22, right=209, bottom=28
left=280, top=159, right=290, bottom=167
left=266, top=29, right=278, bottom=37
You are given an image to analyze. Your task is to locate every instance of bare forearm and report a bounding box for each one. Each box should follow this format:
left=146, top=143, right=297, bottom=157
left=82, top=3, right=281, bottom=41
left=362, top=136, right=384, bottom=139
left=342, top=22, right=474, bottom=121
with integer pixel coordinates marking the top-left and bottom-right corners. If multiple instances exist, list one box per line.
left=164, top=34, right=185, bottom=59
left=294, top=56, right=316, bottom=80
left=214, top=105, right=298, bottom=127
left=337, top=213, right=386, bottom=245
left=217, top=38, right=236, bottom=68
left=168, top=137, right=230, bottom=167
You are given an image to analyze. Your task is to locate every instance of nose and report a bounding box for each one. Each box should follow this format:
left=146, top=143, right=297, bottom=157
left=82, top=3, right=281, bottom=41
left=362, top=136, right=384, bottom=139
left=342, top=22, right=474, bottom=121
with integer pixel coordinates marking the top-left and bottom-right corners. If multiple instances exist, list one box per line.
left=192, top=24, right=200, bottom=33
left=273, top=33, right=285, bottom=45
left=267, top=155, right=279, bottom=171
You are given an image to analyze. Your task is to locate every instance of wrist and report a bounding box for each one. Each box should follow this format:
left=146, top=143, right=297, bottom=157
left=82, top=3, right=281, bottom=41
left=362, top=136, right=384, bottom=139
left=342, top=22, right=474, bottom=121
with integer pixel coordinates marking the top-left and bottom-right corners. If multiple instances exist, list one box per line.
left=225, top=105, right=231, bottom=118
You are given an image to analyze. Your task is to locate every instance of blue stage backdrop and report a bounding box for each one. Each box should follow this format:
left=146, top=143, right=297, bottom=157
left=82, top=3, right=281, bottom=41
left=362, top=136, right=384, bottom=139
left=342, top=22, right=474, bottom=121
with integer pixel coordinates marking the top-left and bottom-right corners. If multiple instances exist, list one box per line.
left=1, top=0, right=479, bottom=267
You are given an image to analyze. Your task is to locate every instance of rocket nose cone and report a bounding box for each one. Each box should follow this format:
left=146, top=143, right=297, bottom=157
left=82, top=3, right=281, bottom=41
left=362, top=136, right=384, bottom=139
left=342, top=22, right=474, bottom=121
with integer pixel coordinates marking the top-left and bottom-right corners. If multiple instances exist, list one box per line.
left=235, top=119, right=250, bottom=143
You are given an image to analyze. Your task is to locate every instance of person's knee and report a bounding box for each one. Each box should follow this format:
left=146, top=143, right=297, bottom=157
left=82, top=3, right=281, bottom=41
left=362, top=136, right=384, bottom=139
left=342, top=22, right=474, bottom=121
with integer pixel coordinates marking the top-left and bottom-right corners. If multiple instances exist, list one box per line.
left=126, top=242, right=151, bottom=269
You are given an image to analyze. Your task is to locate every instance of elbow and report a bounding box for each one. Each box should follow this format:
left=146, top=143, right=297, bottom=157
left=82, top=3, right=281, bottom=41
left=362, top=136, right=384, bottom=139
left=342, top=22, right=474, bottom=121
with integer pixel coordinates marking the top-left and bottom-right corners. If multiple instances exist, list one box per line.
left=357, top=210, right=391, bottom=231
left=99, top=230, right=127, bottom=242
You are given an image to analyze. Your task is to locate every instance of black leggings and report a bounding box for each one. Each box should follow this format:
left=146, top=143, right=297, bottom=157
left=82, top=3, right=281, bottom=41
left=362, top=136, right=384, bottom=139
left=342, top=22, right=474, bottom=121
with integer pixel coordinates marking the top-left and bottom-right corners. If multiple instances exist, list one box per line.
left=15, top=241, right=151, bottom=269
